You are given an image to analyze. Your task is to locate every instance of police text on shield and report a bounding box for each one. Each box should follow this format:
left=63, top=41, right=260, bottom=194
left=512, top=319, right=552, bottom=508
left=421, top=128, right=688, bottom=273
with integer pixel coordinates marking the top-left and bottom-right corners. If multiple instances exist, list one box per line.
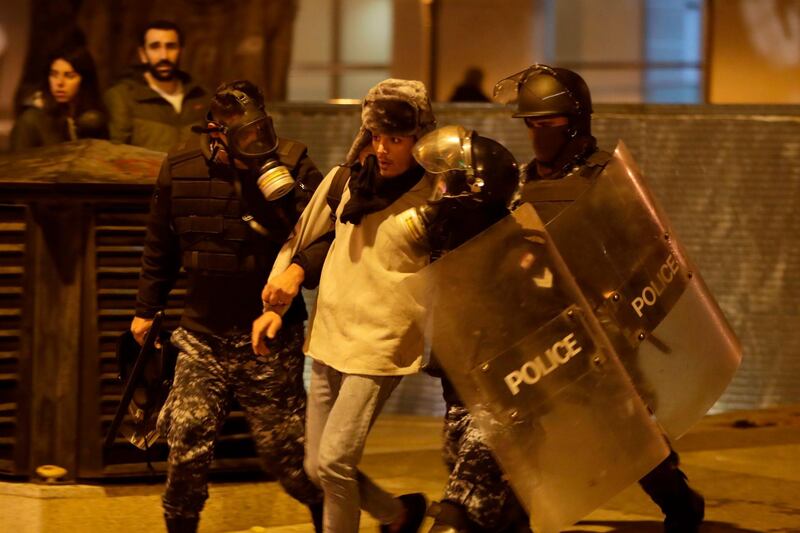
left=503, top=333, right=583, bottom=396
left=631, top=253, right=680, bottom=318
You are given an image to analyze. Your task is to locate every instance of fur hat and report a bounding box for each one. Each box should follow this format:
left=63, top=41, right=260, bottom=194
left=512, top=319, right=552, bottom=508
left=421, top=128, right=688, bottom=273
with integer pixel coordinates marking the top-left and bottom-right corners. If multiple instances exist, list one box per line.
left=344, top=78, right=436, bottom=165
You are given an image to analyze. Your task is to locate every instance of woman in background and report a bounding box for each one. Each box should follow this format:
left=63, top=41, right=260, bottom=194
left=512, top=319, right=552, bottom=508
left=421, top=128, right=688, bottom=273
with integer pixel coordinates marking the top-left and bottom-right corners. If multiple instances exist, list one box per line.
left=10, top=46, right=108, bottom=150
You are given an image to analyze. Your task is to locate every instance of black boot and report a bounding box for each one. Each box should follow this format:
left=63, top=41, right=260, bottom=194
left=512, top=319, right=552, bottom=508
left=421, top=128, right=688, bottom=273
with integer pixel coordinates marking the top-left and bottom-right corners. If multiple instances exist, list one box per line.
left=663, top=485, right=704, bottom=533
left=164, top=515, right=199, bottom=533
left=639, top=451, right=705, bottom=533
left=425, top=500, right=476, bottom=533
left=497, top=492, right=533, bottom=533
left=380, top=493, right=428, bottom=533
left=309, top=501, right=324, bottom=533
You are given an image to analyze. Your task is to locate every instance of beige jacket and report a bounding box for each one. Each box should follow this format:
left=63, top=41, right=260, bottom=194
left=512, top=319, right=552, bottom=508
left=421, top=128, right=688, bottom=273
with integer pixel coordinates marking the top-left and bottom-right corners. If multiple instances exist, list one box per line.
left=270, top=166, right=433, bottom=375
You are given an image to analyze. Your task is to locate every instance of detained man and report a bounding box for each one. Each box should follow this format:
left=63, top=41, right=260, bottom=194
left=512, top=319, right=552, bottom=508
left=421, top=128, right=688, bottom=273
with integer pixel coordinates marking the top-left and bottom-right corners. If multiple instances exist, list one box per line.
left=252, top=79, right=436, bottom=533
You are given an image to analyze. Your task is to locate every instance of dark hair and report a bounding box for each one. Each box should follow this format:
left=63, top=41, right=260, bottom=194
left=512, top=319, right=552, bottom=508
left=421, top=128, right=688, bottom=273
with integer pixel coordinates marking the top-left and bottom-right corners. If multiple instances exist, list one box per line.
left=139, top=20, right=184, bottom=46
left=209, top=80, right=265, bottom=120
left=42, top=46, right=105, bottom=119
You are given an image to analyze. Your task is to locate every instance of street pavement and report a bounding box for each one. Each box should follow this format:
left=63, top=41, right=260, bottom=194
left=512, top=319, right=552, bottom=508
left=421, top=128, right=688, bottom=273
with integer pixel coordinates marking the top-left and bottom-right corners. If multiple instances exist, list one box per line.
left=1, top=406, right=799, bottom=532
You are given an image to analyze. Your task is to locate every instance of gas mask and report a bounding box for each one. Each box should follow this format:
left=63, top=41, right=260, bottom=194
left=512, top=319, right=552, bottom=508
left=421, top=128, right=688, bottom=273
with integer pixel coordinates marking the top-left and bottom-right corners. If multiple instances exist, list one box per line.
left=199, top=90, right=295, bottom=201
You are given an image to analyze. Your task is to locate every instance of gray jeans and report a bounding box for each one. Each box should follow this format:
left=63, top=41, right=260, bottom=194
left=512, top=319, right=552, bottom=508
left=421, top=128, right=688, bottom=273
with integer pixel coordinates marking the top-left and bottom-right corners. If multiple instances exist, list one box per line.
left=304, top=359, right=404, bottom=532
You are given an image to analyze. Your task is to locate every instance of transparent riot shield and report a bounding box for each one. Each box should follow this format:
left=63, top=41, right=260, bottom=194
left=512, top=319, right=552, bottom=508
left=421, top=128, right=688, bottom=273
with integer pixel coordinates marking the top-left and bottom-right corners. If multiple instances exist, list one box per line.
left=403, top=204, right=669, bottom=533
left=545, top=141, right=742, bottom=438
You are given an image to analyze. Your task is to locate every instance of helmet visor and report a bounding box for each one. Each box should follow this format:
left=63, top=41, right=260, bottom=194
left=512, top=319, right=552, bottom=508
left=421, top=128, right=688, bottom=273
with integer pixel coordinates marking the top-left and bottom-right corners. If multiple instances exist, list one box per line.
left=412, top=125, right=473, bottom=174
left=230, top=116, right=279, bottom=159
left=492, top=69, right=527, bottom=105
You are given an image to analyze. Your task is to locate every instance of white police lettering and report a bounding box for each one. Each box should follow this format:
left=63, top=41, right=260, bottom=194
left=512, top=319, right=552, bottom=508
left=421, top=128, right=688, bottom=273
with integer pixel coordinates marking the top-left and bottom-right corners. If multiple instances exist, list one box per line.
left=631, top=253, right=680, bottom=318
left=503, top=333, right=583, bottom=396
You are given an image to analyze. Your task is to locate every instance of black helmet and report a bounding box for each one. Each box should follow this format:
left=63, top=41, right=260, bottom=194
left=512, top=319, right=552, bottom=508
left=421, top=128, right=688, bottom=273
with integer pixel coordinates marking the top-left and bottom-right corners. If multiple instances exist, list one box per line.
left=469, top=134, right=520, bottom=207
left=413, top=125, right=519, bottom=209
left=494, top=64, right=592, bottom=119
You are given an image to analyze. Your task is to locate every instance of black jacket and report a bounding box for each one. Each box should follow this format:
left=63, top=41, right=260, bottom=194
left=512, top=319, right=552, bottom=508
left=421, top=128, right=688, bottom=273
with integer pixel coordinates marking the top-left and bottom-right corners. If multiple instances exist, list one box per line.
left=135, top=137, right=329, bottom=336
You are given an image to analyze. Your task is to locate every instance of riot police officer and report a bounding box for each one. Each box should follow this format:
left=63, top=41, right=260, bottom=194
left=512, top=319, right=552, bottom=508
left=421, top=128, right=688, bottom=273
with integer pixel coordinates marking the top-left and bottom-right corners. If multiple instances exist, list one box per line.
left=495, top=64, right=706, bottom=533
left=402, top=126, right=534, bottom=533
left=131, top=80, right=326, bottom=533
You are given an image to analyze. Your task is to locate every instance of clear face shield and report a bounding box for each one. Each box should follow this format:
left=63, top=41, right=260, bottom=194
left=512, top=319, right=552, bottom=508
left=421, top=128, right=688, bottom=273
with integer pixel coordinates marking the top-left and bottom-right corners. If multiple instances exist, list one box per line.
left=397, top=125, right=485, bottom=247
left=492, top=68, right=528, bottom=105
left=412, top=124, right=482, bottom=202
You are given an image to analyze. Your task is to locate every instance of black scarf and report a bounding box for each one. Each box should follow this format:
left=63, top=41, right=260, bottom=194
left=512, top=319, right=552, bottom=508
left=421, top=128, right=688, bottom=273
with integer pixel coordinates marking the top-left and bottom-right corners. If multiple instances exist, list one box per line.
left=340, top=155, right=425, bottom=224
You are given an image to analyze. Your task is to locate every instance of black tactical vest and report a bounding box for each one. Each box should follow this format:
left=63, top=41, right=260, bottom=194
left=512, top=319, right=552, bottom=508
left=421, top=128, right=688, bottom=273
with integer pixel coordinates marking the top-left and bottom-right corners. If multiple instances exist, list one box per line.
left=168, top=138, right=308, bottom=275
left=520, top=150, right=612, bottom=225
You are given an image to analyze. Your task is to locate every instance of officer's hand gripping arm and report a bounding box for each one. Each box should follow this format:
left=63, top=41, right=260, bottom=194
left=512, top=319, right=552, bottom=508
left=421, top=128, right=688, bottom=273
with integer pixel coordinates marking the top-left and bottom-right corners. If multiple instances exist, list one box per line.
left=263, top=166, right=339, bottom=307
left=262, top=262, right=306, bottom=308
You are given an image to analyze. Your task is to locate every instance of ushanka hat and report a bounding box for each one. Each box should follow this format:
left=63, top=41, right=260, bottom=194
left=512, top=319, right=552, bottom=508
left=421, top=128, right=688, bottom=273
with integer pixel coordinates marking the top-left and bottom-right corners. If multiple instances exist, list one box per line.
left=344, top=78, right=436, bottom=165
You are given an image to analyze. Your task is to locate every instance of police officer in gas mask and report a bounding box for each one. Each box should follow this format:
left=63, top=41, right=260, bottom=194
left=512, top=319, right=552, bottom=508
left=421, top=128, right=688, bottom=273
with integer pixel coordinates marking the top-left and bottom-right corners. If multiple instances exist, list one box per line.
left=130, top=80, right=328, bottom=533
left=398, top=126, right=535, bottom=533
left=495, top=64, right=706, bottom=533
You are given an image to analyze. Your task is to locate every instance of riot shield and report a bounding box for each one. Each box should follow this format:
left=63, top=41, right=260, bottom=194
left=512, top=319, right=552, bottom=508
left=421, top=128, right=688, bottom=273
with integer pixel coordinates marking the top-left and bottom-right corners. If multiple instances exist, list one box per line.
left=105, top=312, right=177, bottom=450
left=403, top=204, right=669, bottom=533
left=545, top=141, right=742, bottom=438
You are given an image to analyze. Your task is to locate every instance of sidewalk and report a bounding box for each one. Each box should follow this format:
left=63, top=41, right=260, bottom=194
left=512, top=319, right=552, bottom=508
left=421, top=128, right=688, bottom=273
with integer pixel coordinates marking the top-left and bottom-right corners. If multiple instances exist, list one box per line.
left=1, top=407, right=799, bottom=532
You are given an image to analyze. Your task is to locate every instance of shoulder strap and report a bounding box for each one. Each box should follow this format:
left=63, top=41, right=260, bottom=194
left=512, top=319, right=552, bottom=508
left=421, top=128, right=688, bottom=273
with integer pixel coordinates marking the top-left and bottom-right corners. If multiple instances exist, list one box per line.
left=276, top=138, right=308, bottom=171
left=326, top=166, right=351, bottom=221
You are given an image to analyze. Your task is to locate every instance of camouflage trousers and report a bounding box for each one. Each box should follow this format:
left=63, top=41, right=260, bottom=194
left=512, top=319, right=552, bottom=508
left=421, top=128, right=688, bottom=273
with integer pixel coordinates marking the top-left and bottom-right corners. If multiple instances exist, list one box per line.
left=157, top=324, right=322, bottom=519
left=441, top=404, right=528, bottom=531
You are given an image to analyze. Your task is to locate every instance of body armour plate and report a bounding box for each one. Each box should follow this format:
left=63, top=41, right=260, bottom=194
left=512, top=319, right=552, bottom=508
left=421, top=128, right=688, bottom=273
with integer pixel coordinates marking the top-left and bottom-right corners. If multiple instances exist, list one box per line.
left=166, top=142, right=305, bottom=275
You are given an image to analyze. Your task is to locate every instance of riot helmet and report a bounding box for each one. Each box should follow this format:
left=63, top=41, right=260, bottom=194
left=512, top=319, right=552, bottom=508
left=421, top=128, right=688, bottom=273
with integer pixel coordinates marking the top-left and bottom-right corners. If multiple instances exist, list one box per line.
left=413, top=125, right=519, bottom=207
left=398, top=125, right=520, bottom=248
left=494, top=65, right=596, bottom=171
left=494, top=64, right=592, bottom=126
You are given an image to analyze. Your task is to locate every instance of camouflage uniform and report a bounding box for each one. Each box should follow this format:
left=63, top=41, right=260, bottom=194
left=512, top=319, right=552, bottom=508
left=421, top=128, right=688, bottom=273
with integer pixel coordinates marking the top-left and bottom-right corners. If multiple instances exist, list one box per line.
left=439, top=404, right=530, bottom=532
left=158, top=322, right=321, bottom=518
